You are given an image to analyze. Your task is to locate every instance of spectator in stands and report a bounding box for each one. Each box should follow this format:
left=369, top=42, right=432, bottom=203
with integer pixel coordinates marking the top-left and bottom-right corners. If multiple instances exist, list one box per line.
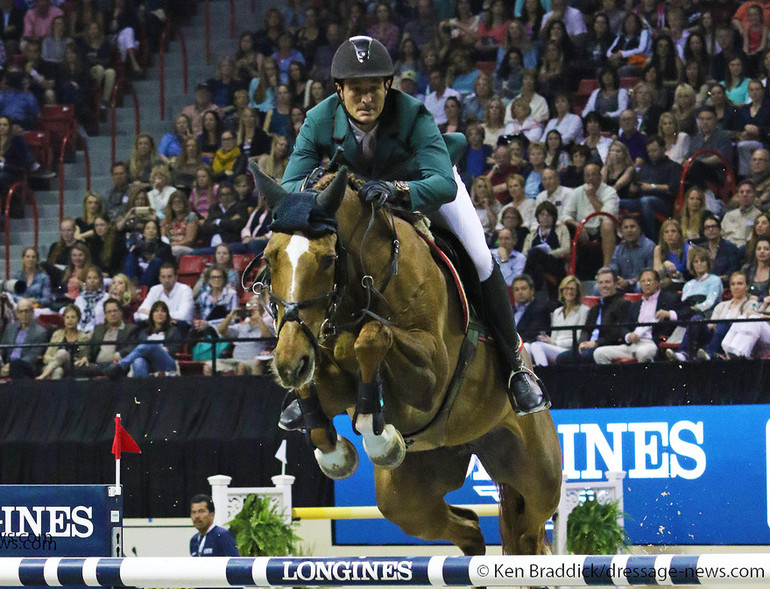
left=696, top=271, right=759, bottom=360
left=722, top=56, right=750, bottom=106
left=60, top=241, right=91, bottom=300
left=74, top=191, right=105, bottom=242
left=174, top=138, right=204, bottom=191
left=631, top=82, right=663, bottom=136
left=657, top=111, right=690, bottom=165
left=254, top=7, right=284, bottom=56
left=54, top=41, right=96, bottom=133
left=22, top=0, right=62, bottom=45
left=196, top=182, right=248, bottom=253
left=543, top=92, right=584, bottom=146
left=462, top=73, right=493, bottom=124
left=105, top=0, right=143, bottom=77
left=209, top=295, right=275, bottom=376
left=0, top=69, right=41, bottom=130
left=458, top=124, right=491, bottom=185
left=541, top=0, right=586, bottom=42
left=749, top=149, right=770, bottom=210
left=494, top=48, right=524, bottom=103
left=0, top=116, right=33, bottom=215
left=424, top=67, right=461, bottom=126
left=78, top=21, right=116, bottom=110
left=538, top=39, right=572, bottom=102
left=124, top=219, right=173, bottom=287
left=116, top=186, right=156, bottom=244
left=701, top=214, right=742, bottom=284
left=404, top=0, right=440, bottom=49
left=234, top=193, right=272, bottom=256
left=746, top=212, right=770, bottom=262
left=601, top=140, right=635, bottom=201
left=262, top=84, right=292, bottom=137
left=192, top=244, right=239, bottom=297
left=105, top=161, right=131, bottom=218
left=73, top=265, right=106, bottom=332
left=617, top=110, right=646, bottom=166
left=73, top=297, right=133, bottom=377
left=497, top=202, right=529, bottom=252
left=556, top=267, right=631, bottom=364
left=159, top=114, right=193, bottom=167
left=233, top=31, right=259, bottom=82
left=582, top=66, right=629, bottom=123
left=505, top=97, right=543, bottom=142
left=629, top=135, right=683, bottom=240
left=562, top=163, right=619, bottom=267
left=606, top=13, right=650, bottom=76
left=536, top=167, right=571, bottom=216
left=707, top=82, right=741, bottom=134
left=485, top=143, right=513, bottom=200
left=107, top=272, right=137, bottom=322
left=397, top=70, right=423, bottom=103
left=287, top=61, right=312, bottom=109
left=44, top=217, right=79, bottom=287
left=686, top=106, right=734, bottom=189
left=211, top=131, right=242, bottom=181
left=11, top=247, right=51, bottom=308
left=561, top=144, right=591, bottom=188
left=439, top=96, right=464, bottom=134
left=710, top=26, right=744, bottom=84
left=311, top=22, right=343, bottom=85
left=193, top=266, right=239, bottom=334
left=581, top=111, right=611, bottom=164
left=135, top=262, right=194, bottom=330
left=744, top=235, right=770, bottom=300
left=524, top=141, right=547, bottom=199
left=183, top=83, right=225, bottom=137
left=88, top=215, right=125, bottom=277
left=544, top=130, right=569, bottom=171
left=0, top=298, right=48, bottom=379
left=526, top=276, right=589, bottom=366
left=610, top=215, right=656, bottom=293
left=521, top=0, right=544, bottom=41
left=723, top=180, right=761, bottom=248
left=0, top=0, right=25, bottom=57
left=740, top=4, right=768, bottom=69
left=41, top=15, right=68, bottom=66
left=522, top=200, right=570, bottom=295
left=491, top=227, right=526, bottom=286
left=682, top=61, right=710, bottom=108
left=650, top=35, right=682, bottom=90
left=505, top=172, right=536, bottom=228
left=481, top=97, right=508, bottom=147
left=583, top=12, right=613, bottom=77
left=189, top=165, right=218, bottom=218
left=256, top=134, right=290, bottom=183
left=366, top=2, right=400, bottom=54
left=593, top=268, right=682, bottom=363
left=248, top=56, right=279, bottom=112
left=162, top=191, right=198, bottom=258
left=207, top=56, right=246, bottom=109
left=129, top=133, right=160, bottom=184
left=106, top=300, right=182, bottom=378
left=198, top=111, right=222, bottom=163
left=511, top=274, right=551, bottom=343
left=472, top=176, right=498, bottom=243
left=654, top=218, right=690, bottom=287
left=513, top=69, right=548, bottom=125
left=736, top=80, right=770, bottom=177
left=147, top=164, right=176, bottom=215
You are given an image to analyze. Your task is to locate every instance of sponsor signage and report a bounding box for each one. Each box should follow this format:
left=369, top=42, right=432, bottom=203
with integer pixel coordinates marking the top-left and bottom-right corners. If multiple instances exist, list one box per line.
left=334, top=405, right=770, bottom=545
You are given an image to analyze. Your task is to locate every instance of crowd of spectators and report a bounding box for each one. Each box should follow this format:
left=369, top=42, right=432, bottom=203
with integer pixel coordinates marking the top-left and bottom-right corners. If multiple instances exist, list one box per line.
left=3, top=0, right=770, bottom=380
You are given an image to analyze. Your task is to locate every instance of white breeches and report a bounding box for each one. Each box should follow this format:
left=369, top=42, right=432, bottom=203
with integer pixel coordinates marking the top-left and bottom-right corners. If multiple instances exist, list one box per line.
left=722, top=319, right=770, bottom=357
left=116, top=27, right=139, bottom=59
left=426, top=167, right=494, bottom=281
left=526, top=341, right=567, bottom=366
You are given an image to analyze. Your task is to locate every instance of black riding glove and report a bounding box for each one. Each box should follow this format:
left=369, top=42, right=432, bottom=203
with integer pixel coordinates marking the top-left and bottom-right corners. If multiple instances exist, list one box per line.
left=359, top=180, right=399, bottom=208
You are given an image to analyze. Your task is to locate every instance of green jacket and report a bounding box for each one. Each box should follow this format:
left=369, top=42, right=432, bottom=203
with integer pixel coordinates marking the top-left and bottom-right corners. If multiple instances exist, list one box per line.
left=281, top=90, right=457, bottom=213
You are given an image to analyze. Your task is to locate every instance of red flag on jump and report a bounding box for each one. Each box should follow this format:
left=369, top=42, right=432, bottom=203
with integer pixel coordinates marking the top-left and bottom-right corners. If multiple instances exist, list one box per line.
left=112, top=415, right=141, bottom=460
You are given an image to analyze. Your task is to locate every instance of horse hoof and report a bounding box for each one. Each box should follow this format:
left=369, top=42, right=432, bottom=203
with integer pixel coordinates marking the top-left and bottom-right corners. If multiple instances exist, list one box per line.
left=314, top=435, right=359, bottom=480
left=363, top=423, right=406, bottom=469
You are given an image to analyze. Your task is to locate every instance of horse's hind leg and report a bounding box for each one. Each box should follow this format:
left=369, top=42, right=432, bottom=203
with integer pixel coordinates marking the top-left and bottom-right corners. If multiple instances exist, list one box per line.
left=375, top=447, right=486, bottom=556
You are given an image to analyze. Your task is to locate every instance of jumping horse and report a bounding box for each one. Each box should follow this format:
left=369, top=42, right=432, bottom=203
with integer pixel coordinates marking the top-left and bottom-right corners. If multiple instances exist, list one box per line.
left=250, top=162, right=562, bottom=556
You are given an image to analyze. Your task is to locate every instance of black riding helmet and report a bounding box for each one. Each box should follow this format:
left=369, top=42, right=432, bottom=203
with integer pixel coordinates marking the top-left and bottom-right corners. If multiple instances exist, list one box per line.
left=331, top=35, right=395, bottom=82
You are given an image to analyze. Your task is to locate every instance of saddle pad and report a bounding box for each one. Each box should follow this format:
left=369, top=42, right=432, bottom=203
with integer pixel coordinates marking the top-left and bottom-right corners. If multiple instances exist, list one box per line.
left=414, top=230, right=470, bottom=332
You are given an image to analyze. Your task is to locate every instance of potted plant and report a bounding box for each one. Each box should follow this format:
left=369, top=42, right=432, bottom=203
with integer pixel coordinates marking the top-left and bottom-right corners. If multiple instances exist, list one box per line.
left=566, top=495, right=629, bottom=555
left=228, top=494, right=301, bottom=556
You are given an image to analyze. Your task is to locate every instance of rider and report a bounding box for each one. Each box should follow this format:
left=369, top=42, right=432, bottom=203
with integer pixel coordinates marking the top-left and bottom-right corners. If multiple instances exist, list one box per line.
left=278, top=36, right=547, bottom=427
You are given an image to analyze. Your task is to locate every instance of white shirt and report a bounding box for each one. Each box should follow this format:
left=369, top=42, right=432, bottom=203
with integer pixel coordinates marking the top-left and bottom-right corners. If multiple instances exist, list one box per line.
left=562, top=182, right=619, bottom=230
left=536, top=185, right=573, bottom=219
left=135, top=281, right=195, bottom=324
left=147, top=185, right=176, bottom=217
left=423, top=87, right=461, bottom=125
left=722, top=205, right=761, bottom=248
left=540, top=6, right=587, bottom=36
left=543, top=114, right=585, bottom=145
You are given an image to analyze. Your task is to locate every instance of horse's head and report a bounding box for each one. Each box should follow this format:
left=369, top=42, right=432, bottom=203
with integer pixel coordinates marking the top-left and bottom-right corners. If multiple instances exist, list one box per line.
left=251, top=162, right=349, bottom=388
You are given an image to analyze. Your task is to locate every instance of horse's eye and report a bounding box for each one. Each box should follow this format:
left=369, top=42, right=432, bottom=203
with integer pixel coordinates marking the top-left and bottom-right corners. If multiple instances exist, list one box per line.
left=321, top=255, right=335, bottom=270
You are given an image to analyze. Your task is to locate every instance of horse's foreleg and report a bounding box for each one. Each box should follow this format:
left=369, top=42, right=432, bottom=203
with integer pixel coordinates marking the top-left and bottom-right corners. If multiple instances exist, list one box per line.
left=354, top=321, right=406, bottom=469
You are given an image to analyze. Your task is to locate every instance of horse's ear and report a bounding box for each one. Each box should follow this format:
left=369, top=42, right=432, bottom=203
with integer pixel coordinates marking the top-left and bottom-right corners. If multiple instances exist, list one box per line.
left=249, top=159, right=288, bottom=208
left=316, top=166, right=348, bottom=214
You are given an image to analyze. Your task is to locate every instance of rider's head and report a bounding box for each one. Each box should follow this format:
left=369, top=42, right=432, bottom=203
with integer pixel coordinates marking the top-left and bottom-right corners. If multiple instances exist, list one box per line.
left=332, top=36, right=394, bottom=131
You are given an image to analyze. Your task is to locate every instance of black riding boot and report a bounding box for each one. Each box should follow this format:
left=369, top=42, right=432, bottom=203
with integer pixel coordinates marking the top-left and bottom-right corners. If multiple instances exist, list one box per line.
left=480, top=261, right=549, bottom=415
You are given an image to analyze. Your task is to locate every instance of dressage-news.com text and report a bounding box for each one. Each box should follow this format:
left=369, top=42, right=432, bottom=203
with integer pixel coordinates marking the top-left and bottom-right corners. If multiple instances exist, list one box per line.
left=0, top=533, right=57, bottom=552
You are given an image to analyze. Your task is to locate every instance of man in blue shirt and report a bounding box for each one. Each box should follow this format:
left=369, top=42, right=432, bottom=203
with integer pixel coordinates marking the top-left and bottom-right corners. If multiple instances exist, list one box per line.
left=189, top=494, right=239, bottom=557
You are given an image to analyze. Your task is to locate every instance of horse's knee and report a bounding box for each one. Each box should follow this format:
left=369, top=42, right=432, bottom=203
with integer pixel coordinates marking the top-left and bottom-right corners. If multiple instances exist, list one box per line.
left=355, top=321, right=393, bottom=381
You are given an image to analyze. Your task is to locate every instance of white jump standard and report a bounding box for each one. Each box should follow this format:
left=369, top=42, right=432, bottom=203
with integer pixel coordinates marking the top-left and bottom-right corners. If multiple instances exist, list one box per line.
left=0, top=554, right=768, bottom=587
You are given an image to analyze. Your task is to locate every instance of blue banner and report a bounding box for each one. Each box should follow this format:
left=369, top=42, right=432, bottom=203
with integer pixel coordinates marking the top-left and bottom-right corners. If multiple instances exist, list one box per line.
left=0, top=485, right=121, bottom=557
left=334, top=405, right=770, bottom=545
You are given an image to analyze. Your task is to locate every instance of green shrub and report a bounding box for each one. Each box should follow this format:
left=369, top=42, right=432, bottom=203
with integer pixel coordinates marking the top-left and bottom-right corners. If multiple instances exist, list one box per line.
left=228, top=494, right=301, bottom=556
left=566, top=496, right=629, bottom=555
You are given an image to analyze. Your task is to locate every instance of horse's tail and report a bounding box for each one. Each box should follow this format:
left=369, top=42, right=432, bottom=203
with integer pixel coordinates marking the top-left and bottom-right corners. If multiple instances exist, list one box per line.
left=497, top=482, right=520, bottom=555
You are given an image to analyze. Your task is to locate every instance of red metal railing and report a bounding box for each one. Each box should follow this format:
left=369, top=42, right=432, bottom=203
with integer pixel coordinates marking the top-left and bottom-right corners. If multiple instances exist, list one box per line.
left=568, top=211, right=622, bottom=277
left=4, top=182, right=37, bottom=279
left=159, top=24, right=189, bottom=122
left=229, top=0, right=235, bottom=38
left=58, top=133, right=92, bottom=224
left=110, top=78, right=141, bottom=166
left=205, top=0, right=211, bottom=65
left=676, top=149, right=736, bottom=217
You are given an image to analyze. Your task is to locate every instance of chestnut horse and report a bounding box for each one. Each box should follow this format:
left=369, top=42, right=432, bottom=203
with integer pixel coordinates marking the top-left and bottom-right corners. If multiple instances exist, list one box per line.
left=251, top=163, right=561, bottom=556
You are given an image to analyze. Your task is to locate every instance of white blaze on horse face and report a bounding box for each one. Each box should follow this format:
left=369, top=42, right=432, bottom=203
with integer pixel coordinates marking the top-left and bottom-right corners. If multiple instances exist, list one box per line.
left=285, top=235, right=311, bottom=301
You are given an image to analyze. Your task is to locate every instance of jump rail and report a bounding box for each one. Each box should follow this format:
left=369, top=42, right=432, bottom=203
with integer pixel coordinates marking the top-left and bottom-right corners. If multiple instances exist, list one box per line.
left=0, top=555, right=767, bottom=586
